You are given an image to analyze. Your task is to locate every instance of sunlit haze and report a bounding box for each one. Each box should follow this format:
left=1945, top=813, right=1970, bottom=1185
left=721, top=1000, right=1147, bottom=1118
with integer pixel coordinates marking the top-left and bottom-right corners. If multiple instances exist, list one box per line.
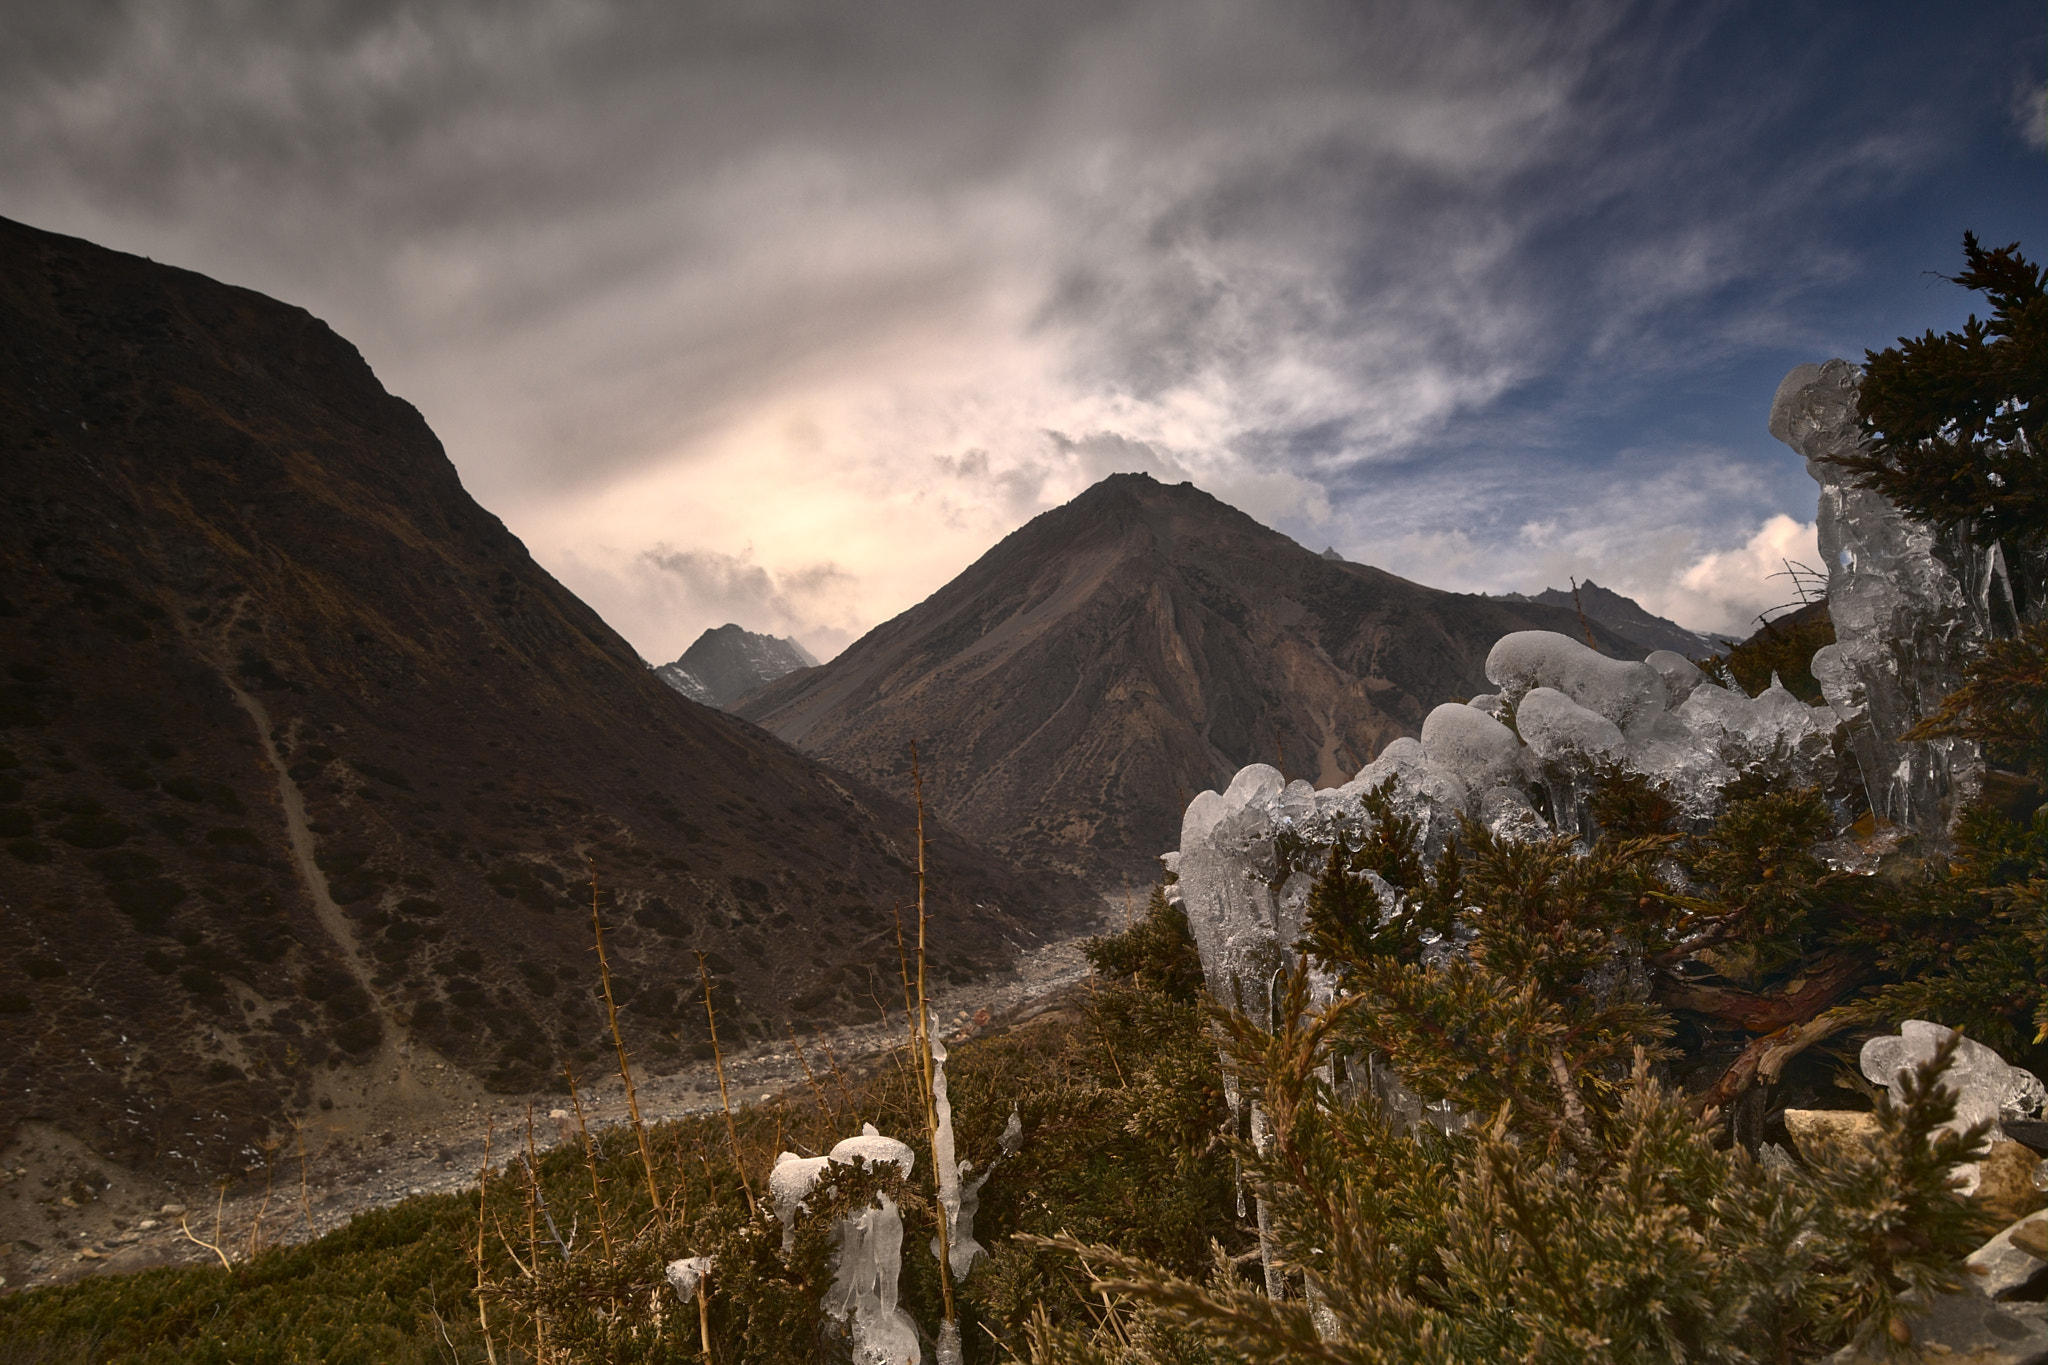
left=5, top=2, right=2043, bottom=660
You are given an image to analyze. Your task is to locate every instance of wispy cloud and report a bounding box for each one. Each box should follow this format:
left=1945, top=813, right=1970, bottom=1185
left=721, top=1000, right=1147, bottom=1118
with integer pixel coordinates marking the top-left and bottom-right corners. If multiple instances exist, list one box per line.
left=1, top=1, right=2039, bottom=656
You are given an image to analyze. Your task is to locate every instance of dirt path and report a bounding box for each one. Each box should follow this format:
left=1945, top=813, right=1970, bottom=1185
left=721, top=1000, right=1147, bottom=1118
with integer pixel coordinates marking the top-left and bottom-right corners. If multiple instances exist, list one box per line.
left=1, top=929, right=1102, bottom=1290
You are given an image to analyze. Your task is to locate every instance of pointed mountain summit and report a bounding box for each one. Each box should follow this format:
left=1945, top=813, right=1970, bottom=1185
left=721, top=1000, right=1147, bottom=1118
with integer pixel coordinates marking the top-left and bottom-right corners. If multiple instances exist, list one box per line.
left=655, top=624, right=817, bottom=709
left=738, top=473, right=1649, bottom=885
left=0, top=216, right=1080, bottom=1181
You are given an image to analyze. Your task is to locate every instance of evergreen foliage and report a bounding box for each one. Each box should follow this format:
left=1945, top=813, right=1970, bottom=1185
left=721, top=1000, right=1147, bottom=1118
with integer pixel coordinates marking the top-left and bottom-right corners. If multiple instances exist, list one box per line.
left=1031, top=1024, right=1991, bottom=1365
left=1712, top=604, right=1836, bottom=705
left=1840, top=234, right=2047, bottom=545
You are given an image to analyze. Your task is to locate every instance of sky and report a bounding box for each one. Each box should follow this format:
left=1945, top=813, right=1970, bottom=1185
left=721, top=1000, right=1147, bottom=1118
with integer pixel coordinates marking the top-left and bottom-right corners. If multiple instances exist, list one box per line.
left=3, top=1, right=2044, bottom=662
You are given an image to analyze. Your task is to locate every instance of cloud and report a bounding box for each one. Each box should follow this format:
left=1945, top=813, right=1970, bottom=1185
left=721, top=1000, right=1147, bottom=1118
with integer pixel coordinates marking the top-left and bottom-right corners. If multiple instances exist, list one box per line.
left=2017, top=80, right=2048, bottom=150
left=0, top=2, right=2031, bottom=662
left=552, top=543, right=861, bottom=665
left=1662, top=515, right=1824, bottom=636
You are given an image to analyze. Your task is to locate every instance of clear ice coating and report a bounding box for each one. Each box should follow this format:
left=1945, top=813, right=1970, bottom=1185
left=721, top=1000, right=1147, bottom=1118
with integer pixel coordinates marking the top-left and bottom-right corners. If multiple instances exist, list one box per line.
left=926, top=1024, right=1023, bottom=1284
left=771, top=1121, right=922, bottom=1362
left=1169, top=627, right=1850, bottom=990
left=769, top=1122, right=915, bottom=1251
left=1771, top=359, right=1985, bottom=832
left=1860, top=1020, right=2048, bottom=1195
left=824, top=1192, right=922, bottom=1365
left=664, top=1254, right=714, bottom=1301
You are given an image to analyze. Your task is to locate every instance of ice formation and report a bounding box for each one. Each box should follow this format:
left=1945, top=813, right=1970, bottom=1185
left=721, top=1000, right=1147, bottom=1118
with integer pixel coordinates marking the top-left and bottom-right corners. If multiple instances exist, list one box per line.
left=1860, top=1020, right=2048, bottom=1194
left=1771, top=359, right=1993, bottom=831
left=769, top=1122, right=915, bottom=1251
left=927, top=1023, right=1024, bottom=1285
left=824, top=1191, right=922, bottom=1365
left=664, top=1254, right=714, bottom=1301
left=769, top=1122, right=921, bottom=1363
left=1169, top=626, right=1851, bottom=1013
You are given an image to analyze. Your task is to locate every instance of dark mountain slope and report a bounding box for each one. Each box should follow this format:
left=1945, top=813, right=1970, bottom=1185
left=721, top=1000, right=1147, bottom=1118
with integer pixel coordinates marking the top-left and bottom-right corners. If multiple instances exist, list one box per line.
left=739, top=473, right=1647, bottom=885
left=0, top=216, right=1078, bottom=1181
left=1496, top=579, right=1732, bottom=658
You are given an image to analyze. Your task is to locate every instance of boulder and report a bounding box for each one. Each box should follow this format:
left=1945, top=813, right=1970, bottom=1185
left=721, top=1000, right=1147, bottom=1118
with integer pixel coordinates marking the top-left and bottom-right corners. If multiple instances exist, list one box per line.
left=1825, top=1290, right=2048, bottom=1364
left=1783, top=1109, right=1879, bottom=1164
left=1968, top=1210, right=2048, bottom=1302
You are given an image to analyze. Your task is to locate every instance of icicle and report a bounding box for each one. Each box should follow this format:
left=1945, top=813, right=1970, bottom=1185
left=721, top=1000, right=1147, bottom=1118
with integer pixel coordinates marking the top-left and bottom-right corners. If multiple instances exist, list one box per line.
left=928, top=1021, right=964, bottom=1277
left=825, top=1193, right=922, bottom=1365
left=926, top=1023, right=1024, bottom=1284
left=935, top=1318, right=964, bottom=1365
left=1249, top=1102, right=1285, bottom=1300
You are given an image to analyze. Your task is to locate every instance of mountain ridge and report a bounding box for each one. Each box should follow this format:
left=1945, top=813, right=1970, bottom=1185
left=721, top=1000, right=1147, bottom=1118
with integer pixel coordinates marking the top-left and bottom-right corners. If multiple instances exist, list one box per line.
left=0, top=214, right=1086, bottom=1183
left=740, top=472, right=1652, bottom=885
left=1494, top=579, right=1734, bottom=658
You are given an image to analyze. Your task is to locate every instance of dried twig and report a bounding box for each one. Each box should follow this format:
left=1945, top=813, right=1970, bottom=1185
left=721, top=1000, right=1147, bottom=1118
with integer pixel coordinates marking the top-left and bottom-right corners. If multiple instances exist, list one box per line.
left=178, top=1183, right=233, bottom=1272
left=908, top=740, right=960, bottom=1335
left=696, top=950, right=758, bottom=1216
left=589, top=858, right=662, bottom=1222
left=564, top=1066, right=614, bottom=1260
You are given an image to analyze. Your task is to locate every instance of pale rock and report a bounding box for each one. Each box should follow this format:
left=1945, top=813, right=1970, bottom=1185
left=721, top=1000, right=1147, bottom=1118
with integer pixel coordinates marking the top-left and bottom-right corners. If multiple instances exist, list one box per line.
left=1980, top=1141, right=2048, bottom=1226
left=1485, top=630, right=1667, bottom=735
left=1968, top=1211, right=2048, bottom=1301
left=1782, top=1109, right=1880, bottom=1165
left=1825, top=1289, right=2048, bottom=1364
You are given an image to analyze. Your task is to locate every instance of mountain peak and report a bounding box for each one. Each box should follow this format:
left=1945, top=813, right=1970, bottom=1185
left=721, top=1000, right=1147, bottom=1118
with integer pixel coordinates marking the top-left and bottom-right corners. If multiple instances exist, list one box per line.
left=655, top=624, right=817, bottom=708
left=740, top=472, right=1651, bottom=884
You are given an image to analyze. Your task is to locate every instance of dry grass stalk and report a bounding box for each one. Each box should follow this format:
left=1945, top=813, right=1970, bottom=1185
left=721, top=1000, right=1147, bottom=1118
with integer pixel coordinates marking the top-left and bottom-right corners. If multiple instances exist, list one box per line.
left=244, top=1139, right=277, bottom=1260
left=695, top=949, right=758, bottom=1216
left=564, top=1066, right=614, bottom=1260
left=523, top=1105, right=547, bottom=1364
left=475, top=1118, right=500, bottom=1365
left=292, top=1119, right=314, bottom=1241
left=788, top=1023, right=834, bottom=1137
left=588, top=858, right=663, bottom=1223
left=814, top=1027, right=857, bottom=1116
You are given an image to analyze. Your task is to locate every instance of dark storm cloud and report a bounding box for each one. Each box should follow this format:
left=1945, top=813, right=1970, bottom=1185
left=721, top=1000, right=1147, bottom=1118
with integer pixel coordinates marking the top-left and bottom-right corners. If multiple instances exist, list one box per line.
left=3, top=1, right=2042, bottom=651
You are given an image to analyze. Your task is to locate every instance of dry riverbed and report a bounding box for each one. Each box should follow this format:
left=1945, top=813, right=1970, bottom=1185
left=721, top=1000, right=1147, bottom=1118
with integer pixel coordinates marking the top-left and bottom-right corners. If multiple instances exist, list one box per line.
left=0, top=929, right=1104, bottom=1292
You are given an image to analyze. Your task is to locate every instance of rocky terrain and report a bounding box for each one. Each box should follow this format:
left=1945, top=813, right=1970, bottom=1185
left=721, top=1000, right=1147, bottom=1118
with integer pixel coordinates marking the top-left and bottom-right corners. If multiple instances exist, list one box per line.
left=0, top=927, right=1102, bottom=1293
left=1493, top=577, right=1738, bottom=658
left=655, top=624, right=818, bottom=708
left=739, top=473, right=1652, bottom=886
left=0, top=215, right=1095, bottom=1195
